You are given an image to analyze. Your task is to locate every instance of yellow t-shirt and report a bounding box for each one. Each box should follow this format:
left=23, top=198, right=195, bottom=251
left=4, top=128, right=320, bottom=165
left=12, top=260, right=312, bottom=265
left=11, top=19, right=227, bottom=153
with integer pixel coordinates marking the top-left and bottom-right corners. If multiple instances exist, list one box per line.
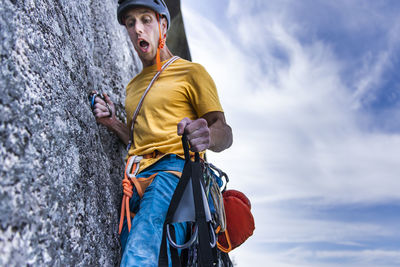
left=125, top=58, right=223, bottom=172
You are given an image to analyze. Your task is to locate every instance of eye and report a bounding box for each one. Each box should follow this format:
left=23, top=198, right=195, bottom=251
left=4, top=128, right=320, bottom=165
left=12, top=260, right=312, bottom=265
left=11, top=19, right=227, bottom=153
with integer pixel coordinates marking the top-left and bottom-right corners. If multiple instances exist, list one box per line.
left=126, top=19, right=135, bottom=28
left=143, top=16, right=151, bottom=24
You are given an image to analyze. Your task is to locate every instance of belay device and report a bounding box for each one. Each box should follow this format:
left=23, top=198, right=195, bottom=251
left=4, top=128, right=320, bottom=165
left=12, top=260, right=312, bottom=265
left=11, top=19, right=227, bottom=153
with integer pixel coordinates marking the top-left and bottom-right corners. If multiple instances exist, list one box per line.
left=158, top=135, right=233, bottom=267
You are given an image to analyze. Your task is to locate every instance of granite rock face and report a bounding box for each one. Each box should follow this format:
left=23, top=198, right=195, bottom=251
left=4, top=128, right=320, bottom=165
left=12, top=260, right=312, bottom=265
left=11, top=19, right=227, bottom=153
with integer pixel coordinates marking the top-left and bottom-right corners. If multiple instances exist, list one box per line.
left=0, top=0, right=189, bottom=266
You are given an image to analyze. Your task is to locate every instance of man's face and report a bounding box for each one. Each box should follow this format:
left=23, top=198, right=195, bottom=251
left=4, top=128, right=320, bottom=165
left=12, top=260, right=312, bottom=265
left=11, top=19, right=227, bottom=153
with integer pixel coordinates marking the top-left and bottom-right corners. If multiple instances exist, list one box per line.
left=123, top=7, right=166, bottom=66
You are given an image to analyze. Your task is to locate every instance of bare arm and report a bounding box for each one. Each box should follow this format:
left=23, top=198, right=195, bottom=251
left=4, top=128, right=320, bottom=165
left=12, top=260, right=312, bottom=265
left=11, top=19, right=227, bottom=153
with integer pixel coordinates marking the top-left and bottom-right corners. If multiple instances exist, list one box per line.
left=203, top=111, right=233, bottom=152
left=177, top=111, right=233, bottom=152
left=92, top=92, right=130, bottom=146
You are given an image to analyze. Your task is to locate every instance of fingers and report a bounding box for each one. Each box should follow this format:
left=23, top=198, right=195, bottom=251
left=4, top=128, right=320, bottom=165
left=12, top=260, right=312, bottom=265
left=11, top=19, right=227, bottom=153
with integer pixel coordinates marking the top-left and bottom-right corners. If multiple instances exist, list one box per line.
left=101, top=93, right=114, bottom=117
left=177, top=117, right=192, bottom=136
left=95, top=95, right=106, bottom=106
left=184, top=119, right=208, bottom=141
left=93, top=106, right=109, bottom=119
left=90, top=92, right=115, bottom=119
left=93, top=103, right=108, bottom=115
left=103, top=93, right=113, bottom=107
left=187, top=119, right=210, bottom=152
left=94, top=110, right=111, bottom=119
left=188, top=135, right=210, bottom=152
left=177, top=118, right=210, bottom=152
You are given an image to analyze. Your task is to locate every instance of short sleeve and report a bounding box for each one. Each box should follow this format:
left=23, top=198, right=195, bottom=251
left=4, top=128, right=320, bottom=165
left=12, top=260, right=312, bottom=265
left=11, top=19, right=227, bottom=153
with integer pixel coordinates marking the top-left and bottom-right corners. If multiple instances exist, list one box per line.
left=187, top=64, right=224, bottom=117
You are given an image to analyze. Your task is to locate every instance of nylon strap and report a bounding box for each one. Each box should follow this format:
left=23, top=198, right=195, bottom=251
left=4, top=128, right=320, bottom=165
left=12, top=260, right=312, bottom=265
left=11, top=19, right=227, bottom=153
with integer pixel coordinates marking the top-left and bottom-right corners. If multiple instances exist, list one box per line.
left=191, top=158, right=214, bottom=267
left=158, top=135, right=215, bottom=267
left=127, top=55, right=180, bottom=151
left=159, top=155, right=192, bottom=266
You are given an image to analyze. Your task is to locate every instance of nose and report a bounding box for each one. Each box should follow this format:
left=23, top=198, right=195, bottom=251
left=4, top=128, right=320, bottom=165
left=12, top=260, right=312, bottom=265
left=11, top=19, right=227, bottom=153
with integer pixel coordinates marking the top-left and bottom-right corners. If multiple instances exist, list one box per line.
left=135, top=21, right=144, bottom=35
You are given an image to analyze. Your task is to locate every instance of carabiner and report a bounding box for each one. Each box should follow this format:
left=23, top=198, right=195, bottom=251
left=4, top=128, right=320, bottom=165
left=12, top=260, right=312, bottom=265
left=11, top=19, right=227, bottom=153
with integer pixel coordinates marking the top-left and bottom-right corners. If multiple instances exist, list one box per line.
left=167, top=223, right=198, bottom=249
left=125, top=155, right=143, bottom=179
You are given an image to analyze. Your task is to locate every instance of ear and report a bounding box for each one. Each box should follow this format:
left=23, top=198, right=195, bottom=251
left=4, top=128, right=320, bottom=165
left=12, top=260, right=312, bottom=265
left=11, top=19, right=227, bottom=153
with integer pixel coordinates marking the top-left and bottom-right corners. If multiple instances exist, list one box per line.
left=161, top=17, right=168, bottom=36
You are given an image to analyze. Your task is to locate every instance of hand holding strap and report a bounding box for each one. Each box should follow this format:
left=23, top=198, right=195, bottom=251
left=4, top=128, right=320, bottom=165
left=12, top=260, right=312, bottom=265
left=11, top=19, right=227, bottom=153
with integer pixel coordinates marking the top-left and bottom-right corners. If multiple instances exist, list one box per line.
left=181, top=134, right=200, bottom=163
left=159, top=134, right=215, bottom=267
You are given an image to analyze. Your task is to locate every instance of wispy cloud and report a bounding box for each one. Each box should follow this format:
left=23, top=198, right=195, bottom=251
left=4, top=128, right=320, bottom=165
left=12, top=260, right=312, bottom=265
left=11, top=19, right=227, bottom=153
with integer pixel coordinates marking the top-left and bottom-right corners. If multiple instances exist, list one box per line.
left=183, top=1, right=400, bottom=203
left=352, top=21, right=400, bottom=107
left=182, top=0, right=400, bottom=266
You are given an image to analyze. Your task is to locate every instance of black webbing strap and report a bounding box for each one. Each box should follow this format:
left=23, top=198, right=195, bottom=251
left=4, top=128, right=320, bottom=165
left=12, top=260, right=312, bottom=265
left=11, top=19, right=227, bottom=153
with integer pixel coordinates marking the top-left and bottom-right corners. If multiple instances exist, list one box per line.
left=159, top=135, right=192, bottom=266
left=191, top=159, right=214, bottom=267
left=169, top=226, right=180, bottom=266
left=158, top=135, right=215, bottom=267
left=159, top=162, right=191, bottom=266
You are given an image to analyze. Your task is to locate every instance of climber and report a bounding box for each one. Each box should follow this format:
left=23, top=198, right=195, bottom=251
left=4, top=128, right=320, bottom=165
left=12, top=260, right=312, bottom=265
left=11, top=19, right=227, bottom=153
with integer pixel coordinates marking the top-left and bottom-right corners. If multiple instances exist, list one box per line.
left=90, top=0, right=232, bottom=266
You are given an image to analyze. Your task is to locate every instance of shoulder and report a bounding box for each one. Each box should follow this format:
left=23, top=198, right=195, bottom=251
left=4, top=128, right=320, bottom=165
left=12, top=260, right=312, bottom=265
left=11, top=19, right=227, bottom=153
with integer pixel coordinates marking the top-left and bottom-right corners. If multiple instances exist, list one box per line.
left=178, top=60, right=214, bottom=88
left=174, top=58, right=209, bottom=75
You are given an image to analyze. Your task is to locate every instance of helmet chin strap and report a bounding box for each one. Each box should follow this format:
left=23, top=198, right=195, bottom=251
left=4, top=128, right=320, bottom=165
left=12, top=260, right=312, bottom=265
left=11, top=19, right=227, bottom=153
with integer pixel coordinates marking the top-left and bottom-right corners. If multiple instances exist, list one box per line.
left=156, top=13, right=166, bottom=71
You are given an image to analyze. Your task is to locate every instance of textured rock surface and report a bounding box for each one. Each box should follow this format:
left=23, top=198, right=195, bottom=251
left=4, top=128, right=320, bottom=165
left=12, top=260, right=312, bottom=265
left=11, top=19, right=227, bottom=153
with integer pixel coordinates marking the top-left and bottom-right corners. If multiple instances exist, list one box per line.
left=0, top=0, right=190, bottom=266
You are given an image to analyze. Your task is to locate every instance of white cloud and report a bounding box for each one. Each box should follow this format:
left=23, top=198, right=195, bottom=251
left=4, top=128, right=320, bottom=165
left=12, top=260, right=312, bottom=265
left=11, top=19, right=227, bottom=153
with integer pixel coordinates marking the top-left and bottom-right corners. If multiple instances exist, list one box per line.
left=182, top=1, right=400, bottom=204
left=182, top=1, right=400, bottom=266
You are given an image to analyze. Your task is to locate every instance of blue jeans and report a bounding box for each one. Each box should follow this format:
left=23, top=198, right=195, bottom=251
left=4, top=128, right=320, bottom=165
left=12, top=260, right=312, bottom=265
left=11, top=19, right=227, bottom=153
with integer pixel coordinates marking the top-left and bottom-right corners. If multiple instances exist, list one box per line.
left=120, top=154, right=187, bottom=267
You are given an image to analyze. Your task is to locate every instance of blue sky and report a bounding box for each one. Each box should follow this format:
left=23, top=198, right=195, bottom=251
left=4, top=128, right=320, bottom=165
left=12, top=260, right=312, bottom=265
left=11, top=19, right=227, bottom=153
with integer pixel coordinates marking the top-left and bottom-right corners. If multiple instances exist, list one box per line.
left=181, top=0, right=400, bottom=266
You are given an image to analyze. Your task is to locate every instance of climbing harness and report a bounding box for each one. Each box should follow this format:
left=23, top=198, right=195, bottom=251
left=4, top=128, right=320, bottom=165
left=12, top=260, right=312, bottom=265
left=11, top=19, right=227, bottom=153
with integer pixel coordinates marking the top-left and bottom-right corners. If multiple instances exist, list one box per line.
left=119, top=155, right=144, bottom=233
left=119, top=151, right=181, bottom=234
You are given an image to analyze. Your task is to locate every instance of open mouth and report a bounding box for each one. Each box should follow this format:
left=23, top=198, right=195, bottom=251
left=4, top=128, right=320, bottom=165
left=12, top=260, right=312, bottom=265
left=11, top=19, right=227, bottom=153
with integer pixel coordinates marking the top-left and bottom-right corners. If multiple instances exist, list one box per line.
left=138, top=39, right=149, bottom=52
